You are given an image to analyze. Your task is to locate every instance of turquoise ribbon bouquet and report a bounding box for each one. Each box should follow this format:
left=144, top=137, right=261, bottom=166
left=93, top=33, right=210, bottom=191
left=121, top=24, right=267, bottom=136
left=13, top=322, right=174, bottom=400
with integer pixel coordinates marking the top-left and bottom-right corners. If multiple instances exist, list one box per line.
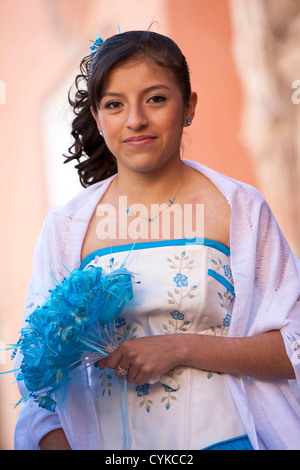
left=5, top=264, right=133, bottom=413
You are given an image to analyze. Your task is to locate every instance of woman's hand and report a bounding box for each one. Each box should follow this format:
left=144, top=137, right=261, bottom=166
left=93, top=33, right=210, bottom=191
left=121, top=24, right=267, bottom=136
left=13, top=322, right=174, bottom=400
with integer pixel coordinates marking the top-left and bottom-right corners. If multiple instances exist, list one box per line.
left=98, top=330, right=296, bottom=384
left=98, top=334, right=183, bottom=385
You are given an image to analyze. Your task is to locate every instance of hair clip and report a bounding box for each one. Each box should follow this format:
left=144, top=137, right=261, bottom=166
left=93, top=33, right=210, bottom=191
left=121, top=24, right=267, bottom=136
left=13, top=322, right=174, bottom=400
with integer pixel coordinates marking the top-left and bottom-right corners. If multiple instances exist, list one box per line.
left=89, top=33, right=104, bottom=55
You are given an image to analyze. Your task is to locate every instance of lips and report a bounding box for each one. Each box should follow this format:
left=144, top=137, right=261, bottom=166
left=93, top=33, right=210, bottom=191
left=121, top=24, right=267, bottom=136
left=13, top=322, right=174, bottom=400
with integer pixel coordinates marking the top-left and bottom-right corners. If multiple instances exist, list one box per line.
left=123, top=135, right=157, bottom=144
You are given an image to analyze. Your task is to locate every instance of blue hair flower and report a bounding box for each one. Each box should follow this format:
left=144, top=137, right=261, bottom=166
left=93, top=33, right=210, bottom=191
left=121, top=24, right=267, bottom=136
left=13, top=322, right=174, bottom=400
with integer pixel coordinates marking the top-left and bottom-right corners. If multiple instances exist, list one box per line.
left=89, top=33, right=104, bottom=55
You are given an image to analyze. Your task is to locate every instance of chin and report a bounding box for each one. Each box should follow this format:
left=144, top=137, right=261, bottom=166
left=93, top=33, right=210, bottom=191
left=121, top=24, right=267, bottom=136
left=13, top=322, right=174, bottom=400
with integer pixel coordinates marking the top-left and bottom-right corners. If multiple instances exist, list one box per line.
left=118, top=151, right=180, bottom=174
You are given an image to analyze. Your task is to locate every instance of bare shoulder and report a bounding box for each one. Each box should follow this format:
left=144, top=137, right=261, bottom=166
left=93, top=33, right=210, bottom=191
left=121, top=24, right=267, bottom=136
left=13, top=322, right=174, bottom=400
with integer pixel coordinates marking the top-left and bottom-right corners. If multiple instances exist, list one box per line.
left=184, top=166, right=231, bottom=248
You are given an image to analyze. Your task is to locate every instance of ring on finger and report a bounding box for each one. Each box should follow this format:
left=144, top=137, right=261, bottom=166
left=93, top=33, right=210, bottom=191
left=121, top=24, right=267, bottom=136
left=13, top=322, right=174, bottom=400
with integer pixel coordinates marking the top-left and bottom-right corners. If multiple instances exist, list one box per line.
left=117, top=365, right=129, bottom=378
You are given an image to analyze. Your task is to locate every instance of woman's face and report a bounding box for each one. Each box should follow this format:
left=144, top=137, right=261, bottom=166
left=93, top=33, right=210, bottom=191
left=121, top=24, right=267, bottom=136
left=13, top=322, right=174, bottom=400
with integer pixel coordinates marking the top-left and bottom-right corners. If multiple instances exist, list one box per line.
left=92, top=59, right=197, bottom=174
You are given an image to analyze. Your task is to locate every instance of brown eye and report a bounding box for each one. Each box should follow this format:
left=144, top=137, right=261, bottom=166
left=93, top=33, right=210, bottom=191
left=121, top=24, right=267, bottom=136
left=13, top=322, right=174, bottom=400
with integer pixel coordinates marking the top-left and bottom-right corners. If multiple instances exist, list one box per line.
left=148, top=95, right=167, bottom=104
left=104, top=101, right=123, bottom=109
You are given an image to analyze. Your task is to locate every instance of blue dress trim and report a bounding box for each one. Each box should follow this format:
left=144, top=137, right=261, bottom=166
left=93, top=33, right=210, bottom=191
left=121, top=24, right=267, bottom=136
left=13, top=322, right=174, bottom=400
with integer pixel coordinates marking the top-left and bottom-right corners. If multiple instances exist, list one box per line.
left=207, top=269, right=235, bottom=297
left=203, top=435, right=253, bottom=450
left=80, top=237, right=230, bottom=270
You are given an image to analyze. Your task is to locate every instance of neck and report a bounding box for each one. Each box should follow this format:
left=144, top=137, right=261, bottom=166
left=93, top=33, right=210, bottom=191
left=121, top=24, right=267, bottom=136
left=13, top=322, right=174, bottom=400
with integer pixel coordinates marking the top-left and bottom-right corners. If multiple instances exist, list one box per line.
left=115, top=159, right=186, bottom=206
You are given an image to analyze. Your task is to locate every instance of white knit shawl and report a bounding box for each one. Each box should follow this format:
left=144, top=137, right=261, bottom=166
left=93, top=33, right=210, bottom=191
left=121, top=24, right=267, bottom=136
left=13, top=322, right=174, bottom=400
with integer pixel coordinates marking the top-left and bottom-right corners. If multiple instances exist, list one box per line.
left=14, top=160, right=300, bottom=450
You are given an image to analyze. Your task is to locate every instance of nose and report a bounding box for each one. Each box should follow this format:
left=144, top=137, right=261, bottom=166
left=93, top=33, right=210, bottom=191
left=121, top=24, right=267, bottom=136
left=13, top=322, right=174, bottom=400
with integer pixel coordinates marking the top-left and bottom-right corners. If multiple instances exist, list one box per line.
left=125, top=104, right=148, bottom=131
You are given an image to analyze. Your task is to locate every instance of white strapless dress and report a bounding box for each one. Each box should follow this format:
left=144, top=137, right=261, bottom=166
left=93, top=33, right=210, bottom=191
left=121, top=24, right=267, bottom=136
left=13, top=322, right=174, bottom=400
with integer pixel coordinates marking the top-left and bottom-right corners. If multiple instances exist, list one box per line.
left=80, top=238, right=246, bottom=450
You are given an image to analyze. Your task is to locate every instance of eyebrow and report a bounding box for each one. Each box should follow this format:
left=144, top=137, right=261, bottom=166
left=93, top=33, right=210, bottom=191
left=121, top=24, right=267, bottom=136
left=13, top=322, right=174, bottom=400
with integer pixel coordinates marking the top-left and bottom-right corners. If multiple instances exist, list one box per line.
left=101, top=84, right=172, bottom=100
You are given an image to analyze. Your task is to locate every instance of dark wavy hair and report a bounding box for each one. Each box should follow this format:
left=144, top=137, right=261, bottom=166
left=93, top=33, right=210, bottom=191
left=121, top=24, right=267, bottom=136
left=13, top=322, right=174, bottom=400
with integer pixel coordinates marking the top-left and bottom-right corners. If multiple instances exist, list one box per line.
left=64, top=30, right=192, bottom=187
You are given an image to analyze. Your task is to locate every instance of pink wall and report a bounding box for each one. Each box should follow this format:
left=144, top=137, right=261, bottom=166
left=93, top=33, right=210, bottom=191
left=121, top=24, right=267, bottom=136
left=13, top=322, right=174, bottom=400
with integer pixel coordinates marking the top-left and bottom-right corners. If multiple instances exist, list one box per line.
left=166, top=0, right=256, bottom=183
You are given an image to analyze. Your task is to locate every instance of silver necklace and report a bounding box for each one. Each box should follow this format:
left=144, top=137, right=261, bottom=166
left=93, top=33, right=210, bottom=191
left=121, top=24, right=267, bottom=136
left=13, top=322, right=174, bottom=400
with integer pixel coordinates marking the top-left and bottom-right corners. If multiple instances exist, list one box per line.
left=119, top=165, right=186, bottom=222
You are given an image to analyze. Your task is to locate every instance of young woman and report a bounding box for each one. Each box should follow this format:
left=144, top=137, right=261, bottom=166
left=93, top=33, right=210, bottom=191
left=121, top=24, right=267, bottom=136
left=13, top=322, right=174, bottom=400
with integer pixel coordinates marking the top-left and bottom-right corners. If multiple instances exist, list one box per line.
left=14, top=31, right=300, bottom=450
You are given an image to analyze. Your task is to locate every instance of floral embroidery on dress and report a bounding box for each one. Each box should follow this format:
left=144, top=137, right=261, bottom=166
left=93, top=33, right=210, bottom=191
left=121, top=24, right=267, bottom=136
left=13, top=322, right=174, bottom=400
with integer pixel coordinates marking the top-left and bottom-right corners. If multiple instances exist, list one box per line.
left=98, top=369, right=113, bottom=396
left=158, top=251, right=201, bottom=408
left=163, top=310, right=191, bottom=335
left=207, top=370, right=222, bottom=380
left=223, top=264, right=232, bottom=281
left=211, top=258, right=234, bottom=284
left=136, top=384, right=153, bottom=413
left=223, top=312, right=231, bottom=327
left=217, top=290, right=234, bottom=320
left=161, top=384, right=177, bottom=409
left=115, top=316, right=138, bottom=342
left=164, top=251, right=199, bottom=334
left=173, top=272, right=188, bottom=287
left=160, top=369, right=183, bottom=409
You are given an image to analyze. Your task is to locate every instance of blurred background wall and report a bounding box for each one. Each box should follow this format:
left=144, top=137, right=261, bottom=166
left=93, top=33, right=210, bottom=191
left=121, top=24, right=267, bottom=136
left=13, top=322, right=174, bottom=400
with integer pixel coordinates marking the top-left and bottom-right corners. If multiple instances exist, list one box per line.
left=0, top=0, right=299, bottom=450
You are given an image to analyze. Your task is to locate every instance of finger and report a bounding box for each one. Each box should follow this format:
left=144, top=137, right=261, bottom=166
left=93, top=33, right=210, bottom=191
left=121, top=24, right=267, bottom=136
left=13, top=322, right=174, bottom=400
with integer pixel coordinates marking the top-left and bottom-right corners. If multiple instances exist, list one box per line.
left=126, top=364, right=140, bottom=383
left=134, top=371, right=150, bottom=386
left=105, top=349, right=124, bottom=370
left=97, top=358, right=107, bottom=368
left=115, top=357, right=131, bottom=373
